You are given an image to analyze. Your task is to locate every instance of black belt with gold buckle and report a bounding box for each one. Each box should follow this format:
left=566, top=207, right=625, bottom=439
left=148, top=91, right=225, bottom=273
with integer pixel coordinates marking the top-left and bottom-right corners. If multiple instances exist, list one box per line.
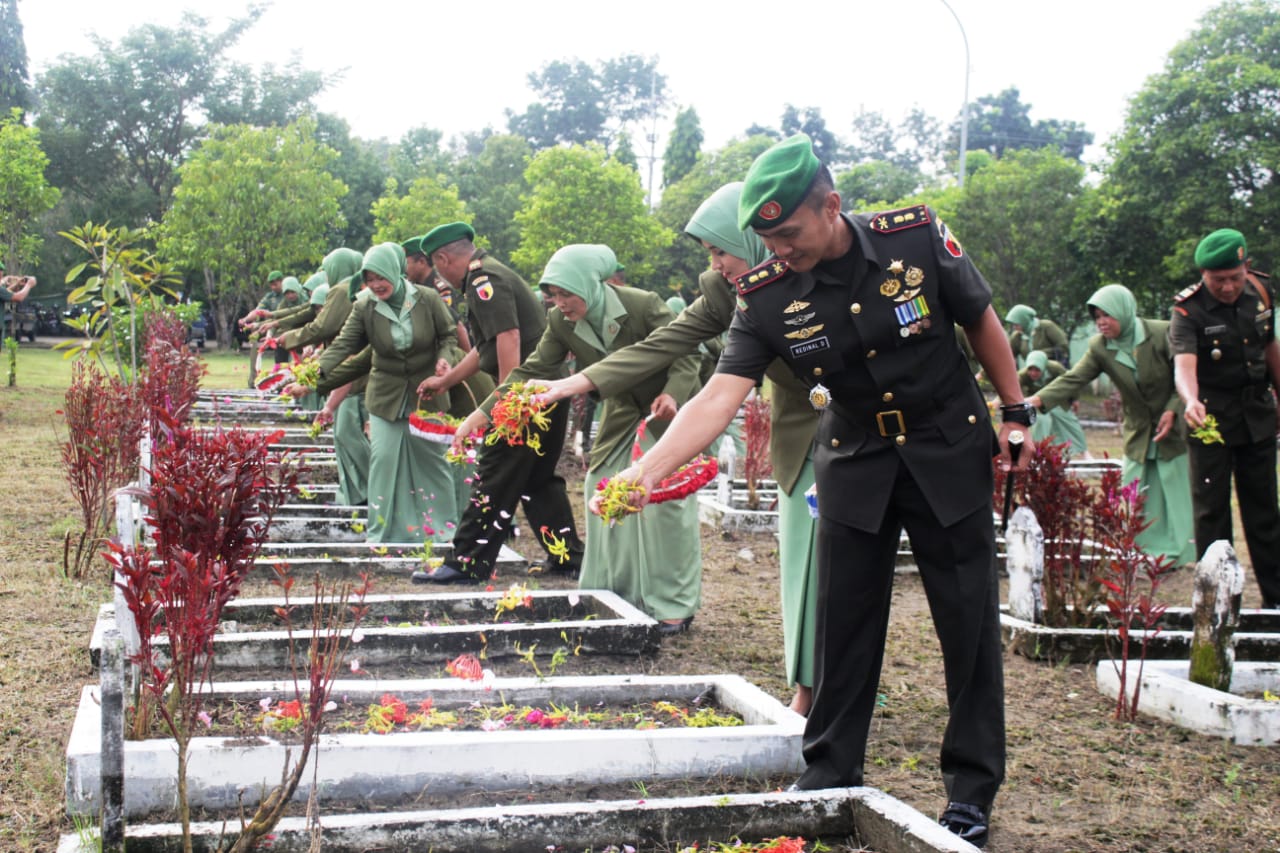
left=874, top=409, right=906, bottom=437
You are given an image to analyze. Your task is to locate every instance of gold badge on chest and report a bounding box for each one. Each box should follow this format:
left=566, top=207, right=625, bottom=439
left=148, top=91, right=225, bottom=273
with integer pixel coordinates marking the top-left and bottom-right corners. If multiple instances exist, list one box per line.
left=784, top=300, right=811, bottom=313
left=785, top=324, right=825, bottom=340
left=881, top=260, right=925, bottom=302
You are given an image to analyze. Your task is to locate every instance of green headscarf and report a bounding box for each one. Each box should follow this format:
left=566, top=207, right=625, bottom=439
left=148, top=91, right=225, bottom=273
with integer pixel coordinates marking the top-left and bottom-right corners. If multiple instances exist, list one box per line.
left=666, top=296, right=687, bottom=314
left=540, top=244, right=624, bottom=351
left=280, top=276, right=303, bottom=299
left=1087, top=283, right=1145, bottom=372
left=302, top=271, right=327, bottom=294
left=322, top=247, right=365, bottom=301
left=1025, top=350, right=1049, bottom=373
left=1005, top=304, right=1038, bottom=332
left=361, top=243, right=409, bottom=313
left=309, top=282, right=330, bottom=306
left=684, top=182, right=770, bottom=268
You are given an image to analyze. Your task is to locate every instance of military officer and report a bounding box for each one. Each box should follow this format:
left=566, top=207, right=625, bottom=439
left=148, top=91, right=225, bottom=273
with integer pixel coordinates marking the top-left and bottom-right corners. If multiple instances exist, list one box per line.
left=1170, top=228, right=1280, bottom=609
left=595, top=135, right=1028, bottom=848
left=411, top=222, right=584, bottom=584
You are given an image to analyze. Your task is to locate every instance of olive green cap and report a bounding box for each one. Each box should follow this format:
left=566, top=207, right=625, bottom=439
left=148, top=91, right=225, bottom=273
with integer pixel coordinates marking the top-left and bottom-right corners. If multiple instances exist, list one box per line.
left=738, top=134, right=822, bottom=231
left=266, top=269, right=284, bottom=282
left=420, top=222, right=475, bottom=258
left=1194, top=228, right=1247, bottom=270
left=401, top=235, right=427, bottom=258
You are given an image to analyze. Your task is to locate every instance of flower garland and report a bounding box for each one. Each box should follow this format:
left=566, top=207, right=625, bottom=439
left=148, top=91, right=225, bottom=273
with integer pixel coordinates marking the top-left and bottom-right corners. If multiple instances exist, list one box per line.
left=594, top=457, right=718, bottom=527
left=408, top=410, right=462, bottom=444
left=254, top=363, right=293, bottom=393
left=486, top=381, right=555, bottom=454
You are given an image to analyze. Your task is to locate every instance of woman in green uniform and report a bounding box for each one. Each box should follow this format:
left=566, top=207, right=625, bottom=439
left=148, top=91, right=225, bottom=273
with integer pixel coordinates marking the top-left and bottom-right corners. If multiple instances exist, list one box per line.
left=1019, top=351, right=1088, bottom=456
left=1029, top=284, right=1195, bottom=564
left=318, top=243, right=461, bottom=543
left=528, top=184, right=822, bottom=712
left=1005, top=303, right=1070, bottom=367
left=459, top=244, right=702, bottom=631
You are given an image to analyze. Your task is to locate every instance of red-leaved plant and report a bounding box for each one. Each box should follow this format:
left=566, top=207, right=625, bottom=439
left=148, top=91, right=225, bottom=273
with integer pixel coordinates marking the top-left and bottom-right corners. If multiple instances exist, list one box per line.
left=1091, top=467, right=1177, bottom=721
left=108, top=422, right=301, bottom=853
left=993, top=436, right=1103, bottom=627
left=138, top=312, right=206, bottom=445
left=742, top=391, right=773, bottom=511
left=219, top=565, right=372, bottom=853
left=61, top=362, right=145, bottom=578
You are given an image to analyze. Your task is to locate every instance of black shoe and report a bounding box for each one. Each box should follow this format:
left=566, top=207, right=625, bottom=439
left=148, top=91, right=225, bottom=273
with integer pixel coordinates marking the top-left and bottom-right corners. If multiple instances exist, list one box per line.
left=657, top=616, right=694, bottom=637
left=528, top=558, right=581, bottom=580
left=418, top=564, right=481, bottom=585
left=939, top=802, right=989, bottom=848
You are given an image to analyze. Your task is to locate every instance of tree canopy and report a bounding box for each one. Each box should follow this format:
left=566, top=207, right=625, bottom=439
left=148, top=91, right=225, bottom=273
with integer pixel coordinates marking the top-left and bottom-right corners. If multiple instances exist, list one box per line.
left=512, top=144, right=673, bottom=282
left=158, top=118, right=346, bottom=344
left=0, top=0, right=31, bottom=115
left=0, top=109, right=60, bottom=270
left=370, top=174, right=470, bottom=246
left=1090, top=0, right=1280, bottom=303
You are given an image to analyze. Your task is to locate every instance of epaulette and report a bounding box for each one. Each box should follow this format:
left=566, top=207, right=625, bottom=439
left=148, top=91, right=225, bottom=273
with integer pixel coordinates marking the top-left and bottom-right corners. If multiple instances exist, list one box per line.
left=468, top=258, right=484, bottom=272
left=735, top=259, right=789, bottom=296
left=869, top=205, right=931, bottom=234
left=1174, top=281, right=1201, bottom=304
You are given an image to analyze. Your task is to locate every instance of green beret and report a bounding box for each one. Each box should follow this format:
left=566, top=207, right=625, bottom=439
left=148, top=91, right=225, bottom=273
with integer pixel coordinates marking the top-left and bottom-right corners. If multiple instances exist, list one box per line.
left=1194, top=228, right=1247, bottom=270
left=738, top=134, right=822, bottom=231
left=266, top=269, right=284, bottom=283
left=420, top=221, right=475, bottom=258
left=401, top=235, right=427, bottom=258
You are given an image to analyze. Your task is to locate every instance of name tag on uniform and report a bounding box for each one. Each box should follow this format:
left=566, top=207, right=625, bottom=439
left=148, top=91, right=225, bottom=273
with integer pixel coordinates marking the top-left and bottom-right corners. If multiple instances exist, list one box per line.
left=790, top=336, right=830, bottom=358
left=1204, top=324, right=1228, bottom=334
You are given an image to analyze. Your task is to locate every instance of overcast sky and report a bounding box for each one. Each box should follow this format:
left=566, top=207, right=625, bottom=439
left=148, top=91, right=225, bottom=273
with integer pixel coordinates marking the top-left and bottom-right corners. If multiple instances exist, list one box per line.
left=19, top=0, right=1222, bottom=169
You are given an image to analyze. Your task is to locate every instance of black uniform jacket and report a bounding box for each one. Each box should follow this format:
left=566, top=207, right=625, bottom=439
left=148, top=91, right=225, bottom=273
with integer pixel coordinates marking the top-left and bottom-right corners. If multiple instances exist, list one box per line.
left=717, top=207, right=997, bottom=533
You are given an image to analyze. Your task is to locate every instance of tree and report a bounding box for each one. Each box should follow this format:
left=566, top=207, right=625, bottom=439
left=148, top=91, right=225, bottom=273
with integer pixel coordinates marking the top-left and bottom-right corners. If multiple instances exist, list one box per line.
left=0, top=109, right=60, bottom=272
left=651, top=135, right=776, bottom=297
left=949, top=87, right=1093, bottom=161
left=449, top=133, right=532, bottom=262
left=506, top=55, right=666, bottom=152
left=949, top=147, right=1096, bottom=331
left=34, top=8, right=327, bottom=224
left=203, top=58, right=328, bottom=127
left=512, top=143, right=673, bottom=284
left=316, top=113, right=390, bottom=250
left=0, top=0, right=31, bottom=115
left=662, top=106, right=703, bottom=188
left=781, top=105, right=842, bottom=166
left=1089, top=0, right=1280, bottom=308
left=370, top=174, right=470, bottom=245
left=836, top=161, right=921, bottom=209
left=158, top=118, right=346, bottom=347
left=613, top=131, right=639, bottom=172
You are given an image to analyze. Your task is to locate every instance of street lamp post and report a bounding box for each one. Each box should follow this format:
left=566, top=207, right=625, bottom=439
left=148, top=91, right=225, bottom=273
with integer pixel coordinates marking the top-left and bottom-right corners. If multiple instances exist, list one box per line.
left=939, top=0, right=970, bottom=188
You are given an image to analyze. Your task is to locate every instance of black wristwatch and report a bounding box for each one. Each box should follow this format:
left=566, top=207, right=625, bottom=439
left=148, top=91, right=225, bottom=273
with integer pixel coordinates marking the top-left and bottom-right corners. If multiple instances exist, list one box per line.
left=1000, top=401, right=1037, bottom=427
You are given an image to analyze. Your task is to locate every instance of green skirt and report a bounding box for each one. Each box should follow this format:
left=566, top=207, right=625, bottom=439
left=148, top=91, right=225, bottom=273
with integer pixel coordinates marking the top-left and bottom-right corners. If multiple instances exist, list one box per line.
left=333, top=392, right=369, bottom=507
left=580, top=422, right=701, bottom=621
left=1030, top=404, right=1088, bottom=457
left=777, top=455, right=819, bottom=689
left=1124, top=453, right=1196, bottom=565
left=366, top=413, right=457, bottom=544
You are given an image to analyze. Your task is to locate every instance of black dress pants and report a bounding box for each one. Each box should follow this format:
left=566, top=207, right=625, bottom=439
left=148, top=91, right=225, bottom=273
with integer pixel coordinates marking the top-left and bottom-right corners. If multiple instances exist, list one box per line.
left=797, top=459, right=1006, bottom=809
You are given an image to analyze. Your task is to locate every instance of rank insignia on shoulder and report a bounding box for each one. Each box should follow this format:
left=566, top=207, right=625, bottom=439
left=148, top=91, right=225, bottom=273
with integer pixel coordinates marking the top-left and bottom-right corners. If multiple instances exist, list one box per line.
left=870, top=205, right=930, bottom=234
left=735, top=259, right=789, bottom=296
left=468, top=259, right=484, bottom=272
left=1175, top=282, right=1202, bottom=303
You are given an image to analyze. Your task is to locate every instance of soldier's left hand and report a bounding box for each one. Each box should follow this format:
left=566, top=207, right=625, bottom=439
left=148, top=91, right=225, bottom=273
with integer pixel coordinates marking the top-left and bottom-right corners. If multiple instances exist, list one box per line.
left=649, top=393, right=678, bottom=420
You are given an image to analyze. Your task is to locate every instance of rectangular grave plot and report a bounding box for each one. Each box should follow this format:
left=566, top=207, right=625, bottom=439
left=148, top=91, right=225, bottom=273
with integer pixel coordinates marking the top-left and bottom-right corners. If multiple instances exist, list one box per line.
left=90, top=589, right=659, bottom=670
left=58, top=787, right=979, bottom=853
left=65, top=674, right=804, bottom=820
left=1001, top=606, right=1280, bottom=664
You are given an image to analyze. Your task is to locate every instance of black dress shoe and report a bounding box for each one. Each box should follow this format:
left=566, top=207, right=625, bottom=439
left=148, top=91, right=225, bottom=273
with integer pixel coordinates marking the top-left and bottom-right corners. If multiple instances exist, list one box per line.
left=939, top=802, right=989, bottom=848
left=420, top=565, right=481, bottom=585
left=527, top=558, right=581, bottom=580
left=657, top=615, right=694, bottom=637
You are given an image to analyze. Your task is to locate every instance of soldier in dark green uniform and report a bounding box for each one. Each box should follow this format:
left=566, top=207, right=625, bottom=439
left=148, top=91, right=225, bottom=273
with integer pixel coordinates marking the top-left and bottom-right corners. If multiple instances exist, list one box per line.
left=410, top=222, right=584, bottom=584
left=1170, top=228, right=1280, bottom=609
left=594, top=135, right=1029, bottom=848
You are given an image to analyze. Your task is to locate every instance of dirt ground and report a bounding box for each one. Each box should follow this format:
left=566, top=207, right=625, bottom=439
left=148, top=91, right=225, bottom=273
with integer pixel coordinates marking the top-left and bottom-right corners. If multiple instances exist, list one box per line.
left=2, top=378, right=1279, bottom=851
